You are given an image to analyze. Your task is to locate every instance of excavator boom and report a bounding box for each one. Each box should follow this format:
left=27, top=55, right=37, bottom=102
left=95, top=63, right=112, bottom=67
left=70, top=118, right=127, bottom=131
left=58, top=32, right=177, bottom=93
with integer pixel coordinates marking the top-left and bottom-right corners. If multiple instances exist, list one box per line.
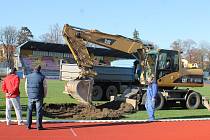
left=63, top=24, right=148, bottom=71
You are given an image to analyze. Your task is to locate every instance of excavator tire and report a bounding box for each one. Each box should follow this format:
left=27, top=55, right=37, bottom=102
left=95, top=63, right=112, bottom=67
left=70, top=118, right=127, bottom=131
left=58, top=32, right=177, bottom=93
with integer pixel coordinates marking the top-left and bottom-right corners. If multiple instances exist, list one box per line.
left=66, top=79, right=94, bottom=104
left=105, top=85, right=118, bottom=100
left=186, top=92, right=201, bottom=109
left=155, top=92, right=165, bottom=110
left=139, top=92, right=164, bottom=110
left=92, top=85, right=103, bottom=101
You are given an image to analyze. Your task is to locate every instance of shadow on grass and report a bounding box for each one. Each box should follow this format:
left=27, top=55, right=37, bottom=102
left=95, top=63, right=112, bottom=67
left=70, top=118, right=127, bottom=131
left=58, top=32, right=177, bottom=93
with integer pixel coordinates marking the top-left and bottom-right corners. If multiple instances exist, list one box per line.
left=0, top=105, right=28, bottom=111
left=0, top=105, right=29, bottom=118
left=138, top=104, right=207, bottom=111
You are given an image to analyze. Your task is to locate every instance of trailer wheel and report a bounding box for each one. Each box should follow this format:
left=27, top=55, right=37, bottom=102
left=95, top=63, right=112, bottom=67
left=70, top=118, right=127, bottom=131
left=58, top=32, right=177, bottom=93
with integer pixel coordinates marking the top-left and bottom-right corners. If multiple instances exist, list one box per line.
left=155, top=92, right=165, bottom=110
left=186, top=92, right=201, bottom=109
left=92, top=85, right=103, bottom=101
left=106, top=85, right=118, bottom=100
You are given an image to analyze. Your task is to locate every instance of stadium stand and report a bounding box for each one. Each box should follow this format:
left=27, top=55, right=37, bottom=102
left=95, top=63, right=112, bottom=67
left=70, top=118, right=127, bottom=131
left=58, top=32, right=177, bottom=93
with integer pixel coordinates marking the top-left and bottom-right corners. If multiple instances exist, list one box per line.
left=16, top=41, right=135, bottom=79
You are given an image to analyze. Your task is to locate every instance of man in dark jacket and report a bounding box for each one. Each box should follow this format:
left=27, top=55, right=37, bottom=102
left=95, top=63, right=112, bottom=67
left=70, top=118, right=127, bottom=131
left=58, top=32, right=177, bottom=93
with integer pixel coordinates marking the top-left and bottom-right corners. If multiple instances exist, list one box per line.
left=25, top=65, right=47, bottom=130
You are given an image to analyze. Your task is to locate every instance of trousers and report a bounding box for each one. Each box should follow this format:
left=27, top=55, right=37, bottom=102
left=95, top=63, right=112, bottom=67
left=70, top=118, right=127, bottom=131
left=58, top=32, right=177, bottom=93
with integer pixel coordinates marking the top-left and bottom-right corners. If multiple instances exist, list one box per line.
left=6, top=96, right=23, bottom=124
left=145, top=98, right=156, bottom=121
left=27, top=98, right=43, bottom=128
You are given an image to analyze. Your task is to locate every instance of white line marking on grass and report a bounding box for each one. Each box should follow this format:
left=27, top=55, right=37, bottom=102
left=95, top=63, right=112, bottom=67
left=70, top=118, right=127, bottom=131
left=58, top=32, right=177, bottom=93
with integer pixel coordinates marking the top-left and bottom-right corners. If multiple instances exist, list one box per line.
left=70, top=128, right=77, bottom=137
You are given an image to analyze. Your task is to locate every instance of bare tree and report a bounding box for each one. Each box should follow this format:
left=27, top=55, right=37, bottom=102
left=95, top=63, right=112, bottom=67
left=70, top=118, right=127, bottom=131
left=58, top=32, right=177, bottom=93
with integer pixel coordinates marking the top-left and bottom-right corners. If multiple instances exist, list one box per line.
left=182, top=39, right=197, bottom=63
left=0, top=26, right=17, bottom=45
left=202, top=41, right=210, bottom=61
left=39, top=23, right=63, bottom=44
left=189, top=48, right=202, bottom=63
left=171, top=39, right=197, bottom=62
left=183, top=40, right=206, bottom=68
left=170, top=39, right=210, bottom=70
left=170, top=39, right=184, bottom=52
left=199, top=41, right=210, bottom=70
left=0, top=26, right=18, bottom=67
left=199, top=40, right=210, bottom=56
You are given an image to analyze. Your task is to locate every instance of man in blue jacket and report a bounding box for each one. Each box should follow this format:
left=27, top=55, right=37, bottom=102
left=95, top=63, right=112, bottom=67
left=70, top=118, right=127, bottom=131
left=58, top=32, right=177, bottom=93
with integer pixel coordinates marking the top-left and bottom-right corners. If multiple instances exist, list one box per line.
left=145, top=74, right=158, bottom=121
left=25, top=65, right=47, bottom=130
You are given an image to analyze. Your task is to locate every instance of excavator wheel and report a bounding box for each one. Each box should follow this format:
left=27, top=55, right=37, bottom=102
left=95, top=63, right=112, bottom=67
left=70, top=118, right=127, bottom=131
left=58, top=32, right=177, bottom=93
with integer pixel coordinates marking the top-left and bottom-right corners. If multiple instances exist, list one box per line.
left=66, top=79, right=94, bottom=104
left=186, top=92, right=201, bottom=109
left=139, top=92, right=165, bottom=110
left=155, top=92, right=165, bottom=110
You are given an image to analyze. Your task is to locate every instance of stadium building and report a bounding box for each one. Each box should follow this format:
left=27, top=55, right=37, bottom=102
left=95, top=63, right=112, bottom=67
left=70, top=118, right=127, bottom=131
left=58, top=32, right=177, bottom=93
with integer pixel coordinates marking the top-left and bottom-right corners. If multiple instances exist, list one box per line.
left=16, top=41, right=134, bottom=79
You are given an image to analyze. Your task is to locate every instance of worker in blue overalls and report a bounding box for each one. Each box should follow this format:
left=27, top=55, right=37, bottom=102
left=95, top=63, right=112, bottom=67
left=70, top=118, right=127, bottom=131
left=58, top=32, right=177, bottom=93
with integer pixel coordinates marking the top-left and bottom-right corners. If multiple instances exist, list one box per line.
left=145, top=74, right=158, bottom=121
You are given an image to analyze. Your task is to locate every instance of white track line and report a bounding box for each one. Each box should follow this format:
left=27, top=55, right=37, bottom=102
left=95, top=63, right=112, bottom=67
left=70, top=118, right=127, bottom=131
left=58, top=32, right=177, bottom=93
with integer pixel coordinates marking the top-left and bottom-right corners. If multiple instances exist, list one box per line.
left=1, top=118, right=210, bottom=123
left=70, top=128, right=77, bottom=137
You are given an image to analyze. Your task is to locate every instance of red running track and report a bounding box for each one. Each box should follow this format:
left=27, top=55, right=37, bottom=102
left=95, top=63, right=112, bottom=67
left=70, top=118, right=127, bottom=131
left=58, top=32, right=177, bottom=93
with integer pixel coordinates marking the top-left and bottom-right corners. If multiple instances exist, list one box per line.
left=1, top=120, right=210, bottom=140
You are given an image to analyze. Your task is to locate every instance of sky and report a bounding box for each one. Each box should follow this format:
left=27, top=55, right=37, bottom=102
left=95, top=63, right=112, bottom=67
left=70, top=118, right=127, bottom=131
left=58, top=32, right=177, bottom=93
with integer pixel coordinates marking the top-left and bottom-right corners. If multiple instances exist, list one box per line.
left=1, top=0, right=210, bottom=49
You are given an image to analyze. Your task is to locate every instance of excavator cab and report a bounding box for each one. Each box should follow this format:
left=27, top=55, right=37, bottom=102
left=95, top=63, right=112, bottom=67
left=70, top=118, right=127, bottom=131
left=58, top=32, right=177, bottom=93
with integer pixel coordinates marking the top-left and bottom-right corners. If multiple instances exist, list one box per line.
left=147, top=49, right=203, bottom=88
left=155, top=49, right=180, bottom=80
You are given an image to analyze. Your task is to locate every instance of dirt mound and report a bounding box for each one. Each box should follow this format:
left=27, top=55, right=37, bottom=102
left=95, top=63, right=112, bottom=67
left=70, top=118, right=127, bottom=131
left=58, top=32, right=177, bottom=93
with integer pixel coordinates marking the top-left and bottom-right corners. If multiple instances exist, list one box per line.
left=43, top=101, right=135, bottom=120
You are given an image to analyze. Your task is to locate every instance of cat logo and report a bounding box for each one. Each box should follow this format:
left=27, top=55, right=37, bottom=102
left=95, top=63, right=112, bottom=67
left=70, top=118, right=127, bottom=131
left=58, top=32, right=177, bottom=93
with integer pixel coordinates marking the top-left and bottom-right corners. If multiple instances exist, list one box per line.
left=96, top=38, right=116, bottom=45
left=104, top=39, right=112, bottom=45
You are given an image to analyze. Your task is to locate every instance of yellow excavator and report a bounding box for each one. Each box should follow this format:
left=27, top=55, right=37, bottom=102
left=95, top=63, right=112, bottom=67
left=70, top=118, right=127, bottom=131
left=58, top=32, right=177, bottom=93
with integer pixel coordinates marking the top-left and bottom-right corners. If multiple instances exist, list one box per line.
left=63, top=24, right=205, bottom=110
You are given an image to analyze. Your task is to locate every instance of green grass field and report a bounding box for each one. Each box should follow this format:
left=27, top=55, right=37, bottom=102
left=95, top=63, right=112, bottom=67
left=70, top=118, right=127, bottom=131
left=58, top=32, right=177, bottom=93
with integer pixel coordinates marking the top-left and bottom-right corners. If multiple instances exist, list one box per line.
left=0, top=79, right=78, bottom=120
left=0, top=79, right=210, bottom=120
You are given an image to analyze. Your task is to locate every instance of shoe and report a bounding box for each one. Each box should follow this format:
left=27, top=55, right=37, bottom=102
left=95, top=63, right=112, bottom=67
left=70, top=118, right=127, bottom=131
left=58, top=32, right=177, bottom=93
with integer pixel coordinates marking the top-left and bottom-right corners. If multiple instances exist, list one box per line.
left=148, top=119, right=155, bottom=122
left=27, top=126, right=31, bottom=130
left=6, top=121, right=11, bottom=125
left=18, top=122, right=25, bottom=126
left=37, top=127, right=45, bottom=130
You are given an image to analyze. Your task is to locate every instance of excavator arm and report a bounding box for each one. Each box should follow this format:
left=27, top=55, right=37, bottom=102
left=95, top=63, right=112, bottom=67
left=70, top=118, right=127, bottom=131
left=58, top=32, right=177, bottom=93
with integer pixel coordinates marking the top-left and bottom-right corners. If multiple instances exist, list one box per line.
left=62, top=24, right=149, bottom=104
left=63, top=24, right=145, bottom=53
left=63, top=24, right=148, bottom=78
left=63, top=24, right=93, bottom=68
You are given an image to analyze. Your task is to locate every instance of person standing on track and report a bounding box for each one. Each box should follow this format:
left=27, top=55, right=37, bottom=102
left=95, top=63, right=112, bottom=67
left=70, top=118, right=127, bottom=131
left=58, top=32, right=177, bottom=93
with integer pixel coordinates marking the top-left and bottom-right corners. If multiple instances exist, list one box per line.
left=145, top=74, right=158, bottom=121
left=25, top=65, right=47, bottom=130
left=1, top=67, right=24, bottom=126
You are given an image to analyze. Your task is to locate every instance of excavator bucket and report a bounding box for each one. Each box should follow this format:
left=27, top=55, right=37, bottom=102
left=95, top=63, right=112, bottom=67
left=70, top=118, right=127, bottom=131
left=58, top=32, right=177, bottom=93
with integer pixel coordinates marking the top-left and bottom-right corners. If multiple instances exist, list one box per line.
left=65, top=79, right=94, bottom=104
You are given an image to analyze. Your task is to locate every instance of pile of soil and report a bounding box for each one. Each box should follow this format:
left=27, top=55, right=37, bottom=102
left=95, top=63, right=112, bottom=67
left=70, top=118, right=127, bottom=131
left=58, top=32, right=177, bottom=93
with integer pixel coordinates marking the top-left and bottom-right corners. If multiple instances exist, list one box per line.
left=43, top=101, right=135, bottom=120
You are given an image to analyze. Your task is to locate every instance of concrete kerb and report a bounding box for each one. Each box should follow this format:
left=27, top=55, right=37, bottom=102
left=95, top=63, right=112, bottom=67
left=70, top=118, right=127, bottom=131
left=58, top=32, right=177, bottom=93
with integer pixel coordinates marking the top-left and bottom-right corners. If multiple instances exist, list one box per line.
left=1, top=118, right=210, bottom=123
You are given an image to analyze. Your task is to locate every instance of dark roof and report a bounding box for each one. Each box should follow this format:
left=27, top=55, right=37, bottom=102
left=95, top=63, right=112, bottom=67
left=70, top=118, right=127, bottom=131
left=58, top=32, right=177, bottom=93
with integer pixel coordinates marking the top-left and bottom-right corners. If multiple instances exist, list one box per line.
left=18, top=41, right=135, bottom=59
left=18, top=41, right=70, bottom=52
